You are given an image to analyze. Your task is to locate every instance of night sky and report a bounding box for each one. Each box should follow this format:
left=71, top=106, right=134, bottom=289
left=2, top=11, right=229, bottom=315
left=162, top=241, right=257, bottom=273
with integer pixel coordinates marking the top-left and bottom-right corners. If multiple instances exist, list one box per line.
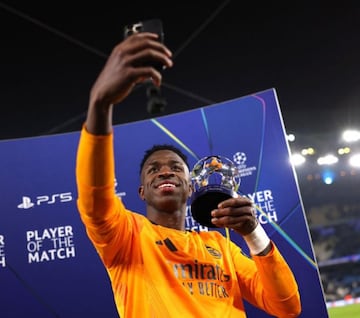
left=1, top=2, right=360, bottom=145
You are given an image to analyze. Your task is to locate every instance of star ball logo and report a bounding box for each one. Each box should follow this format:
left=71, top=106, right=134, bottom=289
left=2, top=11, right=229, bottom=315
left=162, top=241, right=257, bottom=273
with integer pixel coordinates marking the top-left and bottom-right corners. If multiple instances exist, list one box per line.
left=232, top=151, right=257, bottom=177
left=233, top=152, right=247, bottom=166
left=0, top=234, right=5, bottom=267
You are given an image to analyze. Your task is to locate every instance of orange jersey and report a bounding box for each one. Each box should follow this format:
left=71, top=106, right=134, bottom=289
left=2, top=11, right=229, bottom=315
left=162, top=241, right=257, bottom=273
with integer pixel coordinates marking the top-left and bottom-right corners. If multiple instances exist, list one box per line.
left=76, top=128, right=301, bottom=318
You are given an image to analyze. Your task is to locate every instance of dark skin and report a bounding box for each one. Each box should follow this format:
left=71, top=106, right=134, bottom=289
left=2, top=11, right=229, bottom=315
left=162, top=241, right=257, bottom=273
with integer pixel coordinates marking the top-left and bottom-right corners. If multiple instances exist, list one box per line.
left=85, top=32, right=271, bottom=255
left=138, top=149, right=192, bottom=230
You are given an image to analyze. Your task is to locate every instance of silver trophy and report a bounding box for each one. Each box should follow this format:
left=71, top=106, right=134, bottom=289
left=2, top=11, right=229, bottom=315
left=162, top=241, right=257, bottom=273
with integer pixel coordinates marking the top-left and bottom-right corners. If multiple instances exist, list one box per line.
left=190, top=155, right=241, bottom=228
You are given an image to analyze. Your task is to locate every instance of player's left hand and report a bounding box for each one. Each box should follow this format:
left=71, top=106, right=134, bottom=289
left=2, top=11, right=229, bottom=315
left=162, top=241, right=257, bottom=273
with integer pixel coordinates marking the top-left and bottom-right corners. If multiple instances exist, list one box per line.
left=211, top=196, right=258, bottom=236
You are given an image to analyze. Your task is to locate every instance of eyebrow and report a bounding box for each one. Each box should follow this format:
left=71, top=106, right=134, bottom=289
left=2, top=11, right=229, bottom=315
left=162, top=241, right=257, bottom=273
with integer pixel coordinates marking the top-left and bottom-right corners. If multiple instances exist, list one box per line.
left=147, top=157, right=188, bottom=169
left=147, top=159, right=183, bottom=166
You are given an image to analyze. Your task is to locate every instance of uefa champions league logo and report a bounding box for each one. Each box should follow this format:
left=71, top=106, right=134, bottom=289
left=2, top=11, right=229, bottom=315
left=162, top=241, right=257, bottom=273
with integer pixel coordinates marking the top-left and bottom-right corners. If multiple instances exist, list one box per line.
left=232, top=151, right=256, bottom=178
left=233, top=152, right=247, bottom=166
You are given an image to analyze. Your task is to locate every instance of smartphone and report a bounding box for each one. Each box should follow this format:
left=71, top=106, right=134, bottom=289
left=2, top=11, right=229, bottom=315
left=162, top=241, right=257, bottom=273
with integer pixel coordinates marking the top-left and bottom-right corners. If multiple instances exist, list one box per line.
left=123, top=19, right=167, bottom=114
left=124, top=19, right=164, bottom=72
left=124, top=19, right=164, bottom=43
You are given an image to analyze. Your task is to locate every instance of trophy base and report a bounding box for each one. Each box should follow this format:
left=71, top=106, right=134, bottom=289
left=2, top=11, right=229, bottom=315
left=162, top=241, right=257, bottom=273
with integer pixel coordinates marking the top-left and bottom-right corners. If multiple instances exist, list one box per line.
left=190, top=185, right=236, bottom=228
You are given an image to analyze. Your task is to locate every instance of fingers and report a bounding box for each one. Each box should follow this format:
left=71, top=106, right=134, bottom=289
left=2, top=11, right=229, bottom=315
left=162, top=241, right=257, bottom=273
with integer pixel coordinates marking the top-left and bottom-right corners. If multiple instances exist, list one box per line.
left=126, top=32, right=172, bottom=57
left=217, top=196, right=253, bottom=209
left=127, top=67, right=163, bottom=87
left=211, top=197, right=258, bottom=235
left=122, top=32, right=173, bottom=72
left=90, top=33, right=172, bottom=106
left=114, top=32, right=173, bottom=87
left=211, top=204, right=255, bottom=225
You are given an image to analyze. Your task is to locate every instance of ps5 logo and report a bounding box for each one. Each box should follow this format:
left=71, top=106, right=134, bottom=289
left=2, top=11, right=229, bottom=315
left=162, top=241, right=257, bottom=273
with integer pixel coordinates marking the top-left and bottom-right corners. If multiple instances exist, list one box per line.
left=17, top=192, right=73, bottom=209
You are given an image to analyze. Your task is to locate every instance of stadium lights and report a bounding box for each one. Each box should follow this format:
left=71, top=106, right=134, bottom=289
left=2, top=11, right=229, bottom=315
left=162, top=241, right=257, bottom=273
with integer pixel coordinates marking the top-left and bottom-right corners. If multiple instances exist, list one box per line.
left=342, top=129, right=360, bottom=143
left=349, top=153, right=360, bottom=168
left=289, top=128, right=360, bottom=185
left=287, top=134, right=295, bottom=142
left=301, top=148, right=315, bottom=156
left=338, top=147, right=351, bottom=155
left=291, top=153, right=306, bottom=166
left=317, top=154, right=339, bottom=166
left=322, top=169, right=335, bottom=184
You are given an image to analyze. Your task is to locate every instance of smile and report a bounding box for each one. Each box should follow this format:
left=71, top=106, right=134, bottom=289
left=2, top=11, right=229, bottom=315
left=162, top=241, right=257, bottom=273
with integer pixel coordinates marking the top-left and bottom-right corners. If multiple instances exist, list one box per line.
left=158, top=183, right=176, bottom=189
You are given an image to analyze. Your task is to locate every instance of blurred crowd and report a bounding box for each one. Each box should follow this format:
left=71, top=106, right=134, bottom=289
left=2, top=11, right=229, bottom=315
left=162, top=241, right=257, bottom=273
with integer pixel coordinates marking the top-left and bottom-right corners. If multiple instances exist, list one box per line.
left=306, top=201, right=360, bottom=302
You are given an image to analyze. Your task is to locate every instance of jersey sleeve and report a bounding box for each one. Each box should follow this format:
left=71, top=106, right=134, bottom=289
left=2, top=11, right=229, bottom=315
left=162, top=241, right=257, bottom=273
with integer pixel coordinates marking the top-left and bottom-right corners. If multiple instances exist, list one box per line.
left=75, top=126, right=137, bottom=267
left=232, top=241, right=301, bottom=317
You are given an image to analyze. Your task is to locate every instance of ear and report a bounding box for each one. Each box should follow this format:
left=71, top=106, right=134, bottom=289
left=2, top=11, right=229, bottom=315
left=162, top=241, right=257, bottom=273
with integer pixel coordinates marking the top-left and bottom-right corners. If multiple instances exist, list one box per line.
left=188, top=183, right=193, bottom=198
left=138, top=185, right=145, bottom=200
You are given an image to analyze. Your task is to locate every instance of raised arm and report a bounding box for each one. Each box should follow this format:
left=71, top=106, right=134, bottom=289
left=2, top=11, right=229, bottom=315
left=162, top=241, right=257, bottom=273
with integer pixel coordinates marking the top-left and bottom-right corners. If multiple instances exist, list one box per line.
left=75, top=33, right=173, bottom=265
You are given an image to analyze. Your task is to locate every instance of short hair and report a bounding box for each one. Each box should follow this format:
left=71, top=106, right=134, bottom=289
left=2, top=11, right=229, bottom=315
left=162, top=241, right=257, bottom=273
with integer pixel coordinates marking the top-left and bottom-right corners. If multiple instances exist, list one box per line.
left=140, top=144, right=189, bottom=174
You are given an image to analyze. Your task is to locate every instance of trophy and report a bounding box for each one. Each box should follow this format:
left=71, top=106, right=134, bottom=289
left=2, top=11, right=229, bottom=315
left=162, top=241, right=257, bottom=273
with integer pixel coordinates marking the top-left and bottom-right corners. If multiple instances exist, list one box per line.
left=190, top=156, right=241, bottom=228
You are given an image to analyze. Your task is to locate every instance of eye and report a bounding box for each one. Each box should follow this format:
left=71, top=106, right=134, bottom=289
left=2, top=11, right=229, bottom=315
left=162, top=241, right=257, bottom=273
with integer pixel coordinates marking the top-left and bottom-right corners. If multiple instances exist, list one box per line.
left=147, top=166, right=158, bottom=174
left=172, top=165, right=183, bottom=172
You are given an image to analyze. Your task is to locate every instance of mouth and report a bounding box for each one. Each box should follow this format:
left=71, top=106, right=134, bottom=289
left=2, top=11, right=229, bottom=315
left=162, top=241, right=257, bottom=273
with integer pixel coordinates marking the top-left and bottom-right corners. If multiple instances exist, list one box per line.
left=157, top=183, right=176, bottom=189
left=156, top=181, right=177, bottom=190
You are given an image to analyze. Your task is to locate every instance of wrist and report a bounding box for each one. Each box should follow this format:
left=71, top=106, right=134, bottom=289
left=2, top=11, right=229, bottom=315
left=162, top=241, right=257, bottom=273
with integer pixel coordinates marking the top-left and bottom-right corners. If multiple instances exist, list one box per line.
left=243, top=223, right=271, bottom=255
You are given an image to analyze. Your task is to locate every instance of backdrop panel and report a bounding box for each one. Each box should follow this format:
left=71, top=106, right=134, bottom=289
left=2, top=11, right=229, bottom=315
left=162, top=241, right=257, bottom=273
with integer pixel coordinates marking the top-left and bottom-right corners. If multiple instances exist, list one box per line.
left=0, top=88, right=328, bottom=317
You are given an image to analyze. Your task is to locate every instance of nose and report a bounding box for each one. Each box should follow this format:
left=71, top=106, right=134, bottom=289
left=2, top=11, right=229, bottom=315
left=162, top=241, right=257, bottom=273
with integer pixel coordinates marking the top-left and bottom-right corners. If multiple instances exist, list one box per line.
left=158, top=166, right=175, bottom=177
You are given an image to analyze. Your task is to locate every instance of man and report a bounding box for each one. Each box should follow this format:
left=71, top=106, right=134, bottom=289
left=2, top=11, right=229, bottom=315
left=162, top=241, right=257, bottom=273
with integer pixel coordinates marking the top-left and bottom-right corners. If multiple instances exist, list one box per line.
left=76, top=31, right=301, bottom=317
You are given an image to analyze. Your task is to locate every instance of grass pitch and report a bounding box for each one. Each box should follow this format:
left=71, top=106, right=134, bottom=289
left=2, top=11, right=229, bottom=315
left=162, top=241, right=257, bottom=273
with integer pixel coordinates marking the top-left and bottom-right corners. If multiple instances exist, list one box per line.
left=327, top=303, right=360, bottom=318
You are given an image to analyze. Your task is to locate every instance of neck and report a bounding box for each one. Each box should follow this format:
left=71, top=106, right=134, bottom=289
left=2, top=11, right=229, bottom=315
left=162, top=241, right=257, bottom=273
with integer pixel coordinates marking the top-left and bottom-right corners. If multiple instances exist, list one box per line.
left=147, top=207, right=186, bottom=231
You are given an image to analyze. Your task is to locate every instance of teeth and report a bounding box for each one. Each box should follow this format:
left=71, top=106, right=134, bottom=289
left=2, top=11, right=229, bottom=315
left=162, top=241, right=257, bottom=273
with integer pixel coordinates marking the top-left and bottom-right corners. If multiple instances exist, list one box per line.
left=158, top=183, right=175, bottom=188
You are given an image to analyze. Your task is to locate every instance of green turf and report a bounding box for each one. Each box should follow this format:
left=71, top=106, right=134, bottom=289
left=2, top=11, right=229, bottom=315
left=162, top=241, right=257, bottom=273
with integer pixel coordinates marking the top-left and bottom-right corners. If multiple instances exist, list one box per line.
left=327, top=303, right=360, bottom=318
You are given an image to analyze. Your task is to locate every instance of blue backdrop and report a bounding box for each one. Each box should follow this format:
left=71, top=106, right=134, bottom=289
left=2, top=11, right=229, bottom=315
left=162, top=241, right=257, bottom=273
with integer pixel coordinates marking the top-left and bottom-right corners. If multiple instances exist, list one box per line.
left=0, top=88, right=328, bottom=317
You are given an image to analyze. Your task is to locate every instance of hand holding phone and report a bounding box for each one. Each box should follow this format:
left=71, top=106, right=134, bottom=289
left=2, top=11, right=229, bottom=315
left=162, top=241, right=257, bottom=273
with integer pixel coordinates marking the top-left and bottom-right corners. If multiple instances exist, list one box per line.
left=123, top=19, right=167, bottom=114
left=124, top=19, right=164, bottom=72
